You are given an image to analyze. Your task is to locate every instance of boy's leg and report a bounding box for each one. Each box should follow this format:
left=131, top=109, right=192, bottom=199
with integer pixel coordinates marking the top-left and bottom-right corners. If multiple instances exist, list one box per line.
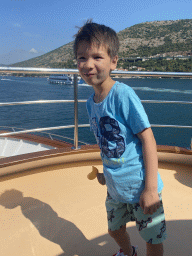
left=133, top=194, right=167, bottom=256
left=105, top=193, right=136, bottom=256
left=109, top=225, right=133, bottom=256
left=146, top=242, right=163, bottom=256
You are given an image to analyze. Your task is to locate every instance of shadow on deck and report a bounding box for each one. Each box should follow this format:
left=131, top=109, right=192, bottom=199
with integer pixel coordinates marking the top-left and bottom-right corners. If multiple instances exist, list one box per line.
left=0, top=188, right=191, bottom=256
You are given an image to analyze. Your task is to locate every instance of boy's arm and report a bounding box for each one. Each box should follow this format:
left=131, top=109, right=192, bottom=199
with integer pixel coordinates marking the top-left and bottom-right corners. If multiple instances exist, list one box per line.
left=137, top=127, right=160, bottom=215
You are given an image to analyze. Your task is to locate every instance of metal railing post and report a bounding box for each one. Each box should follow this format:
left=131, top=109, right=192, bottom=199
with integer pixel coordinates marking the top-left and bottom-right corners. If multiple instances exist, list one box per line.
left=73, top=74, right=79, bottom=149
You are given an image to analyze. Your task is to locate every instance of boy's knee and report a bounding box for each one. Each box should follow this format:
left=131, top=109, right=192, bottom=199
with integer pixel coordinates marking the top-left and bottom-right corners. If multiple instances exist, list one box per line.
left=108, top=225, right=126, bottom=238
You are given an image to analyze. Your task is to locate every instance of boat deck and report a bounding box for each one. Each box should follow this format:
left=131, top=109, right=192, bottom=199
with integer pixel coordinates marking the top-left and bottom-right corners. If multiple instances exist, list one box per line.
left=0, top=148, right=191, bottom=256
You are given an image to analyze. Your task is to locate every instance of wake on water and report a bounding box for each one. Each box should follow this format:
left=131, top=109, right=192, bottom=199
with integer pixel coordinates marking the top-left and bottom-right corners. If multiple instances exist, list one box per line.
left=79, top=84, right=192, bottom=95
left=1, top=78, right=192, bottom=95
left=131, top=87, right=192, bottom=95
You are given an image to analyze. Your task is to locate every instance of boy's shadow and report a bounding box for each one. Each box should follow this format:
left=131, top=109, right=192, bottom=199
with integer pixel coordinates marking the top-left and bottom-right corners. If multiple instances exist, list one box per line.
left=0, top=189, right=104, bottom=256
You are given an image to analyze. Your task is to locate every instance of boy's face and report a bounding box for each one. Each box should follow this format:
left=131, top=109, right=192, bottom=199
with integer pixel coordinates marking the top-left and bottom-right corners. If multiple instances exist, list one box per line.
left=76, top=41, right=118, bottom=87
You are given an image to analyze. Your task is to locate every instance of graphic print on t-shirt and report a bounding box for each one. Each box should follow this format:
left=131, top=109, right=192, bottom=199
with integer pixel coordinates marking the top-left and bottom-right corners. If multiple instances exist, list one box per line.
left=91, top=115, right=125, bottom=158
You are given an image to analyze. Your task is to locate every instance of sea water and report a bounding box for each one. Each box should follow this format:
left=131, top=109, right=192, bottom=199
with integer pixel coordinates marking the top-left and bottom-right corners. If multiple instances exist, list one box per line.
left=0, top=76, right=192, bottom=148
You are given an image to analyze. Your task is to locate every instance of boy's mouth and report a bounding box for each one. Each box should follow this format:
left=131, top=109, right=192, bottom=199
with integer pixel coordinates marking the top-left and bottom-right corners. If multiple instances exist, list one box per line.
left=84, top=73, right=95, bottom=77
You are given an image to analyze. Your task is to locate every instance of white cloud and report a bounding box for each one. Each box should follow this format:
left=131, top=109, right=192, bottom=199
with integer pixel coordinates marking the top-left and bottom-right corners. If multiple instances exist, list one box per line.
left=29, top=48, right=38, bottom=53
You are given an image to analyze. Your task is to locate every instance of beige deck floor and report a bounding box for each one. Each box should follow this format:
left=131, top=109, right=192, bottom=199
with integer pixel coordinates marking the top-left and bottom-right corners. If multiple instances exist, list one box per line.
left=0, top=160, right=191, bottom=256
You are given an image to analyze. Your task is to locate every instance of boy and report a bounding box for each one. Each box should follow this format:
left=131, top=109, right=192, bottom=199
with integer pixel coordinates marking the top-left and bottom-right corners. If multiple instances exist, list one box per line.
left=74, top=21, right=167, bottom=256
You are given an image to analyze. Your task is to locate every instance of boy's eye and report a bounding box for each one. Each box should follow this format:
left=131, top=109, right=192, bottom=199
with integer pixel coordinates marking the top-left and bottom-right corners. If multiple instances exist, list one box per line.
left=95, top=56, right=102, bottom=59
left=78, top=57, right=85, bottom=60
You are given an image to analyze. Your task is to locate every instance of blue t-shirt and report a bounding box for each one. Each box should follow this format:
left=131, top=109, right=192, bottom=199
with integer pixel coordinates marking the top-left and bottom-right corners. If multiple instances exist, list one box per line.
left=86, top=81, right=164, bottom=203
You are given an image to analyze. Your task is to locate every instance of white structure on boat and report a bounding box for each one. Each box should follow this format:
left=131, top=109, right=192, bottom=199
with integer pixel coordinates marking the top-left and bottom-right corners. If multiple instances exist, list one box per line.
left=48, top=74, right=73, bottom=84
left=0, top=136, right=55, bottom=158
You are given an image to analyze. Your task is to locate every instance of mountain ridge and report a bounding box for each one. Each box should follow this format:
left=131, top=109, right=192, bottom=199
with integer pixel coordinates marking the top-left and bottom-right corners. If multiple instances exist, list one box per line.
left=10, top=19, right=192, bottom=68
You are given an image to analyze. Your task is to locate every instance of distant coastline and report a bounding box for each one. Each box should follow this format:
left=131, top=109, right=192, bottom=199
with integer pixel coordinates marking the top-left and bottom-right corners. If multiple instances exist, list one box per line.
left=1, top=73, right=192, bottom=79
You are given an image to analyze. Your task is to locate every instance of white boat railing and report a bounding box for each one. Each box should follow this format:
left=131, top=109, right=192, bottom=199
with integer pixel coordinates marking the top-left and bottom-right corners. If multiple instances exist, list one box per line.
left=0, top=125, right=89, bottom=146
left=1, top=99, right=192, bottom=107
left=0, top=67, right=192, bottom=150
left=1, top=66, right=192, bottom=77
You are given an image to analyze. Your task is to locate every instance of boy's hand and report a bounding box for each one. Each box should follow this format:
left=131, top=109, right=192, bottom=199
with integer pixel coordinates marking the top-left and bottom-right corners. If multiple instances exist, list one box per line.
left=139, top=189, right=160, bottom=215
left=87, top=166, right=106, bottom=185
left=96, top=173, right=106, bottom=185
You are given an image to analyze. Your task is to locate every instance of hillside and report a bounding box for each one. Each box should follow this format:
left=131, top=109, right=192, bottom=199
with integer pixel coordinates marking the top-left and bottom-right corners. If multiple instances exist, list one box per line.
left=118, top=19, right=192, bottom=58
left=11, top=19, right=192, bottom=68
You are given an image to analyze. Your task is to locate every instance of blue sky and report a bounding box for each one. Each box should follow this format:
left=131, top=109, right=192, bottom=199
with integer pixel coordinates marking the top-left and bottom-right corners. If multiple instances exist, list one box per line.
left=0, top=0, right=192, bottom=58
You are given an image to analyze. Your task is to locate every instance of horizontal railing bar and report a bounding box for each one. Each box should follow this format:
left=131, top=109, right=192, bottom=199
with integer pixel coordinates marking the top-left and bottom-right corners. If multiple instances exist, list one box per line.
left=151, top=124, right=192, bottom=128
left=0, top=99, right=192, bottom=106
left=141, top=100, right=192, bottom=104
left=0, top=100, right=75, bottom=106
left=1, top=67, right=192, bottom=77
left=78, top=124, right=90, bottom=128
left=0, top=67, right=79, bottom=74
left=0, top=124, right=91, bottom=137
left=0, top=125, right=89, bottom=145
left=0, top=125, right=76, bottom=136
left=112, top=70, right=192, bottom=77
left=0, top=123, right=191, bottom=137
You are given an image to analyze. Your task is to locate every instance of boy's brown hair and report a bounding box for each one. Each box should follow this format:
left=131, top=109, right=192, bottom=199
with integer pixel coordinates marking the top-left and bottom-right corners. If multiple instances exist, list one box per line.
left=74, top=20, right=119, bottom=59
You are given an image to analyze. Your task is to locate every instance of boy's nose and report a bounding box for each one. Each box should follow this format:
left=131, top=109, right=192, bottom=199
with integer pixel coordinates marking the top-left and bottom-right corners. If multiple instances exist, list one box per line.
left=84, top=58, right=94, bottom=69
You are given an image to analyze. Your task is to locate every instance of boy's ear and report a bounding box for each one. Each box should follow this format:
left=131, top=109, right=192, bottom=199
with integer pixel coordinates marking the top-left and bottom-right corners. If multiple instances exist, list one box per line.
left=111, top=55, right=118, bottom=70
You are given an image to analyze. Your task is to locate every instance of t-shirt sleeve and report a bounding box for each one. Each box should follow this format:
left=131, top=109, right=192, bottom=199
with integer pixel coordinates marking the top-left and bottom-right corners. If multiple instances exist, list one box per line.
left=120, top=86, right=151, bottom=134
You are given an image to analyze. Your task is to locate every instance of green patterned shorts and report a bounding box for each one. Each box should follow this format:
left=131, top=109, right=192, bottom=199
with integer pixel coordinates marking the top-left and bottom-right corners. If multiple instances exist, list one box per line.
left=105, top=192, right=167, bottom=244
